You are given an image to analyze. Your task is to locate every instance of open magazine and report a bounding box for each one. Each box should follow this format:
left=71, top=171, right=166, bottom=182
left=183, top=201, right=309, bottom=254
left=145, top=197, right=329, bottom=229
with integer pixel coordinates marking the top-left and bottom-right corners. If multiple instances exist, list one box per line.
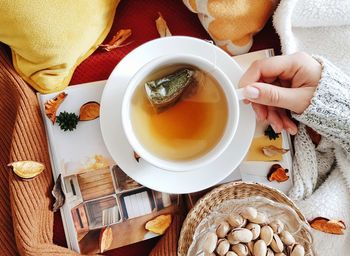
left=38, top=49, right=293, bottom=254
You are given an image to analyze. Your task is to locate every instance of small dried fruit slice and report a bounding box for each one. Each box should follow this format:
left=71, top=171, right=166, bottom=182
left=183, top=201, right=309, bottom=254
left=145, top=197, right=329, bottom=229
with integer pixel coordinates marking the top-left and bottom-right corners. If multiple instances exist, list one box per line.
left=99, top=226, right=113, bottom=253
left=44, top=92, right=67, bottom=124
left=155, top=13, right=172, bottom=37
left=8, top=161, right=45, bottom=179
left=309, top=217, right=346, bottom=235
left=267, top=164, right=289, bottom=182
left=262, top=145, right=289, bottom=157
left=52, top=174, right=65, bottom=212
left=145, top=214, right=172, bottom=235
left=100, top=29, right=132, bottom=51
left=79, top=101, right=100, bottom=121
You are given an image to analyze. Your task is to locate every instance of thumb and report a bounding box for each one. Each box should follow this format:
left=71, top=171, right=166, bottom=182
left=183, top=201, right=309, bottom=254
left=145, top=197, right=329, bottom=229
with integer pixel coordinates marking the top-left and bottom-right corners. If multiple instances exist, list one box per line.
left=242, top=83, right=314, bottom=114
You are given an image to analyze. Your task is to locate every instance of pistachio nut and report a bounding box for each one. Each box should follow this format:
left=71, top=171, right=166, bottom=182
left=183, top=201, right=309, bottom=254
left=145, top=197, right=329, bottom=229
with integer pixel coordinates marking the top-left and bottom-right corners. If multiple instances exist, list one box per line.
left=267, top=248, right=275, bottom=256
left=253, top=240, right=267, bottom=256
left=275, top=253, right=286, bottom=256
left=247, top=241, right=254, bottom=255
left=226, top=251, right=239, bottom=256
left=246, top=223, right=261, bottom=240
left=241, top=207, right=258, bottom=221
left=216, top=239, right=230, bottom=256
left=249, top=212, right=268, bottom=225
left=280, top=230, right=295, bottom=246
left=270, top=234, right=284, bottom=253
left=216, top=221, right=231, bottom=238
left=229, top=228, right=253, bottom=243
left=269, top=219, right=284, bottom=234
left=231, top=244, right=249, bottom=256
left=227, top=213, right=246, bottom=228
left=203, top=232, right=218, bottom=254
left=260, top=225, right=274, bottom=246
left=290, top=244, right=305, bottom=256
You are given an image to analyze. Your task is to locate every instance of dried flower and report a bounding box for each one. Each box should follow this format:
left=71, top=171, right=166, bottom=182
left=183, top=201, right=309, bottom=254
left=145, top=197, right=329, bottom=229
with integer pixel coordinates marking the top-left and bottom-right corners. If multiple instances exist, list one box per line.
left=100, top=29, right=132, bottom=51
left=267, top=164, right=289, bottom=182
left=309, top=217, right=346, bottom=235
left=56, top=111, right=79, bottom=131
left=44, top=92, right=67, bottom=124
left=155, top=13, right=172, bottom=37
left=8, top=160, right=45, bottom=179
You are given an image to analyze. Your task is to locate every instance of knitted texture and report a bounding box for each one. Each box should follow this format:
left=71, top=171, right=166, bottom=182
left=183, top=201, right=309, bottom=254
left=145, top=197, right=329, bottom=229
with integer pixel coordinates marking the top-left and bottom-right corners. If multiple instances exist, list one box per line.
left=288, top=57, right=350, bottom=255
left=0, top=49, right=79, bottom=255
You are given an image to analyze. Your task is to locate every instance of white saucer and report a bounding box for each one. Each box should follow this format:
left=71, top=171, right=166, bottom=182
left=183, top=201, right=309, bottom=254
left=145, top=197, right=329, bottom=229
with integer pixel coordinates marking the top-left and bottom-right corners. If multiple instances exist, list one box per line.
left=100, top=36, right=256, bottom=194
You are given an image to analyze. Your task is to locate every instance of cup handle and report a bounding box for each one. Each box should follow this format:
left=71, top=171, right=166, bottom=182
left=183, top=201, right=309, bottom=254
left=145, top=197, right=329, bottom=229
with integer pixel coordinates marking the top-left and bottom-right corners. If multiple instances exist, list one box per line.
left=235, top=88, right=245, bottom=101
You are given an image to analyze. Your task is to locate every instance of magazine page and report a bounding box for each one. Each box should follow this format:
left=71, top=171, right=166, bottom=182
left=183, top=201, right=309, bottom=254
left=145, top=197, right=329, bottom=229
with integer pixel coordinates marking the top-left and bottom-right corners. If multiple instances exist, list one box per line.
left=38, top=82, right=179, bottom=254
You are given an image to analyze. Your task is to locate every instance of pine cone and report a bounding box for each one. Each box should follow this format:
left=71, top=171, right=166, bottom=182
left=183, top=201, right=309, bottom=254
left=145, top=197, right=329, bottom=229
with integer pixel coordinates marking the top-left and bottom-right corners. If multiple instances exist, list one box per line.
left=56, top=111, right=79, bottom=131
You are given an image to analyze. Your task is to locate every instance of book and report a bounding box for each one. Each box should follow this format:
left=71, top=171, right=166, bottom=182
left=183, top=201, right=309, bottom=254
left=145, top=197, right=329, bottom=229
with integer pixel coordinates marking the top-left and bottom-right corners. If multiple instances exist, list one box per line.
left=38, top=49, right=293, bottom=254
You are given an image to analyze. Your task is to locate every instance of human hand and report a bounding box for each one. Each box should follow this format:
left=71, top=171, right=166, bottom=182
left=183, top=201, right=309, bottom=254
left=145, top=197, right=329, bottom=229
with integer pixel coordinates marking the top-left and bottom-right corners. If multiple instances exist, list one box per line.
left=239, top=52, right=322, bottom=135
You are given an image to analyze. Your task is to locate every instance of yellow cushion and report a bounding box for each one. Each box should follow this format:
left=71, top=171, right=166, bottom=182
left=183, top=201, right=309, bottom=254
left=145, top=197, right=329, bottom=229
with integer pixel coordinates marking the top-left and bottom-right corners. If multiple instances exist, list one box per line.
left=183, top=0, right=278, bottom=55
left=0, top=0, right=120, bottom=93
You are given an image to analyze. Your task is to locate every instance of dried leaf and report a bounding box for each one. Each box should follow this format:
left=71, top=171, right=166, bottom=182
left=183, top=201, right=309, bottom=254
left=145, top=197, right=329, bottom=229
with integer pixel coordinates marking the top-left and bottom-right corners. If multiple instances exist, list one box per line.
left=262, top=145, right=289, bottom=157
left=52, top=174, right=65, bottom=212
left=267, top=164, right=289, bottom=182
left=8, top=161, right=45, bottom=179
left=264, top=125, right=280, bottom=140
left=145, top=214, right=172, bottom=235
left=79, top=101, right=100, bottom=121
left=99, top=226, right=113, bottom=253
left=309, top=217, right=346, bottom=235
left=134, top=151, right=141, bottom=162
left=155, top=13, right=172, bottom=37
left=45, top=92, right=67, bottom=124
left=100, top=29, right=132, bottom=51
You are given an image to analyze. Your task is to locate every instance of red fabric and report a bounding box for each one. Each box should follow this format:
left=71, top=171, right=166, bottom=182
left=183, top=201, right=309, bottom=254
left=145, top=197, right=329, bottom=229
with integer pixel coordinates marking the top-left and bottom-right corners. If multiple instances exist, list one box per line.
left=54, top=0, right=281, bottom=255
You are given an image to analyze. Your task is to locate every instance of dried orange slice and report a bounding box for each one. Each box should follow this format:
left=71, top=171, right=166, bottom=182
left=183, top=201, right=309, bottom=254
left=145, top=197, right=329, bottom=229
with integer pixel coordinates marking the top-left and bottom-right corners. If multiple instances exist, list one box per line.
left=8, top=161, right=45, bottom=179
left=145, top=214, right=172, bottom=235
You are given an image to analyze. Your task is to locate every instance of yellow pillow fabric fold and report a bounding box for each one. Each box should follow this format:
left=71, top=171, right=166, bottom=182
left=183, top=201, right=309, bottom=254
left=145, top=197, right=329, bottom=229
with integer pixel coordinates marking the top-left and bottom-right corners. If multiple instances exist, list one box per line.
left=0, top=0, right=120, bottom=93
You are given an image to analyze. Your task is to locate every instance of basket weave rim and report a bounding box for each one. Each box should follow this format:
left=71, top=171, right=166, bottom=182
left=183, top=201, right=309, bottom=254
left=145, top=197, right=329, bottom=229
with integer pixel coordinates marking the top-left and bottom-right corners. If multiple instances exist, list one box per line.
left=178, top=181, right=312, bottom=256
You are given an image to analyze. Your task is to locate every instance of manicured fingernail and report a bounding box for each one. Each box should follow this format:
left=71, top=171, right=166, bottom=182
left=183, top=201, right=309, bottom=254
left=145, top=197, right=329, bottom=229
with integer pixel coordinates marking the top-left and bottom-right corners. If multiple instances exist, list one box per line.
left=243, top=86, right=260, bottom=99
left=271, top=123, right=278, bottom=133
left=287, top=128, right=297, bottom=135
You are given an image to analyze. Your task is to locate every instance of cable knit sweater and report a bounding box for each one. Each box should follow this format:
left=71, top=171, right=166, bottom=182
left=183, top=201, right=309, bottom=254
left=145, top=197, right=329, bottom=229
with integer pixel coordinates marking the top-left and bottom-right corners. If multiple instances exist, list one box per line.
left=288, top=57, right=350, bottom=255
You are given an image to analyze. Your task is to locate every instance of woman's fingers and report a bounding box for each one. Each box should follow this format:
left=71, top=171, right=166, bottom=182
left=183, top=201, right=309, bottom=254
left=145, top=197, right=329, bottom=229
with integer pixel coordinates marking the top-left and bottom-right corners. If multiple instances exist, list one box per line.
left=251, top=103, right=268, bottom=121
left=266, top=107, right=283, bottom=133
left=277, top=109, right=298, bottom=135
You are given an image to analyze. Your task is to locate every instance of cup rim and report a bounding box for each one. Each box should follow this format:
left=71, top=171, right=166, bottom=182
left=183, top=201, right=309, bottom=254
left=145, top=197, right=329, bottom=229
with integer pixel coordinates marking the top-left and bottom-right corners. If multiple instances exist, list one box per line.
left=121, top=53, right=240, bottom=172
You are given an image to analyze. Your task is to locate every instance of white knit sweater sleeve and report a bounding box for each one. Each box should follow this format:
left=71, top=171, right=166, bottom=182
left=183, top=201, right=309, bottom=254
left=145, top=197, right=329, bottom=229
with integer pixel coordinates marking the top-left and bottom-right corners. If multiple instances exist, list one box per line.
left=292, top=56, right=350, bottom=156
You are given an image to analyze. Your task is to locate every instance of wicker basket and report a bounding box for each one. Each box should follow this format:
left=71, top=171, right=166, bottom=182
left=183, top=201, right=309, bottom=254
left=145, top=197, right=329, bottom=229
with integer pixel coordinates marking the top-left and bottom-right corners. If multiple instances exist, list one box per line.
left=178, top=181, right=313, bottom=256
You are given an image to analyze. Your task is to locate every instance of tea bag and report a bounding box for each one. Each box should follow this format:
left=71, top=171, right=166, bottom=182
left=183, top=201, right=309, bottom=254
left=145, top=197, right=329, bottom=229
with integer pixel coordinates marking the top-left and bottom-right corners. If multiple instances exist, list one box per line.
left=144, top=68, right=195, bottom=111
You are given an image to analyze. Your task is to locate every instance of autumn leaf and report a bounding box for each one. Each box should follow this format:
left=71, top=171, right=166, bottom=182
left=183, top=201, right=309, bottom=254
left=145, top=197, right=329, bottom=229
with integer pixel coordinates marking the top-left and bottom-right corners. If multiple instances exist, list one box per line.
left=45, top=92, right=67, bottom=124
left=155, top=13, right=172, bottom=37
left=100, top=29, right=132, bottom=51
left=267, top=164, right=289, bottom=182
left=99, top=226, right=113, bottom=253
left=8, top=161, right=45, bottom=179
left=145, top=214, right=172, bottom=235
left=309, top=217, right=346, bottom=235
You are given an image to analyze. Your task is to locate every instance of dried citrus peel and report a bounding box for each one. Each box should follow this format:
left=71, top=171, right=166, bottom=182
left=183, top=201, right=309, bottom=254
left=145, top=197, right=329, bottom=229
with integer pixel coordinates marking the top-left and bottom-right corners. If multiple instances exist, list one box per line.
left=100, top=29, right=132, bottom=51
left=99, top=226, right=113, bottom=253
left=145, top=214, right=172, bottom=235
left=79, top=101, right=100, bottom=121
left=267, top=164, right=289, bottom=182
left=8, top=161, right=45, bottom=179
left=155, top=13, right=172, bottom=37
left=44, top=92, right=67, bottom=124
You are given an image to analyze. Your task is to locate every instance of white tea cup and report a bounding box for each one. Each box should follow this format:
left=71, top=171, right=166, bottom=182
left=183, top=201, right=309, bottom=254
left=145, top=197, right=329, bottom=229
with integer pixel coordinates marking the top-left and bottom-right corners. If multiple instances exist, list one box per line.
left=122, top=54, right=244, bottom=172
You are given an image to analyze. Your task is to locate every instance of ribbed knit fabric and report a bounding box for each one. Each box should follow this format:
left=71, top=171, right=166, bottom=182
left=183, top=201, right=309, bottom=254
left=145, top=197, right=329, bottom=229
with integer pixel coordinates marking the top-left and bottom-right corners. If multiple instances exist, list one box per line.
left=0, top=47, right=79, bottom=255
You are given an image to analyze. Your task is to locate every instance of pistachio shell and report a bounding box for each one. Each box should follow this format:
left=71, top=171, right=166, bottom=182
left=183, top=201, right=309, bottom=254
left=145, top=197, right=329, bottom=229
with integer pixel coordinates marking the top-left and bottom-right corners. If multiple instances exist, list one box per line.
left=260, top=225, right=274, bottom=246
left=241, top=207, right=258, bottom=220
left=227, top=213, right=246, bottom=228
left=203, top=232, right=218, bottom=253
left=253, top=240, right=267, bottom=256
left=216, top=239, right=230, bottom=256
left=269, top=220, right=284, bottom=234
left=231, top=244, right=249, bottom=256
left=228, top=228, right=253, bottom=243
left=217, top=221, right=231, bottom=238
left=250, top=212, right=268, bottom=224
left=226, top=252, right=238, bottom=256
left=247, top=241, right=254, bottom=255
left=275, top=253, right=286, bottom=256
left=267, top=248, right=275, bottom=256
left=246, top=223, right=261, bottom=240
left=280, top=230, right=295, bottom=246
left=270, top=234, right=284, bottom=253
left=290, top=244, right=305, bottom=256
